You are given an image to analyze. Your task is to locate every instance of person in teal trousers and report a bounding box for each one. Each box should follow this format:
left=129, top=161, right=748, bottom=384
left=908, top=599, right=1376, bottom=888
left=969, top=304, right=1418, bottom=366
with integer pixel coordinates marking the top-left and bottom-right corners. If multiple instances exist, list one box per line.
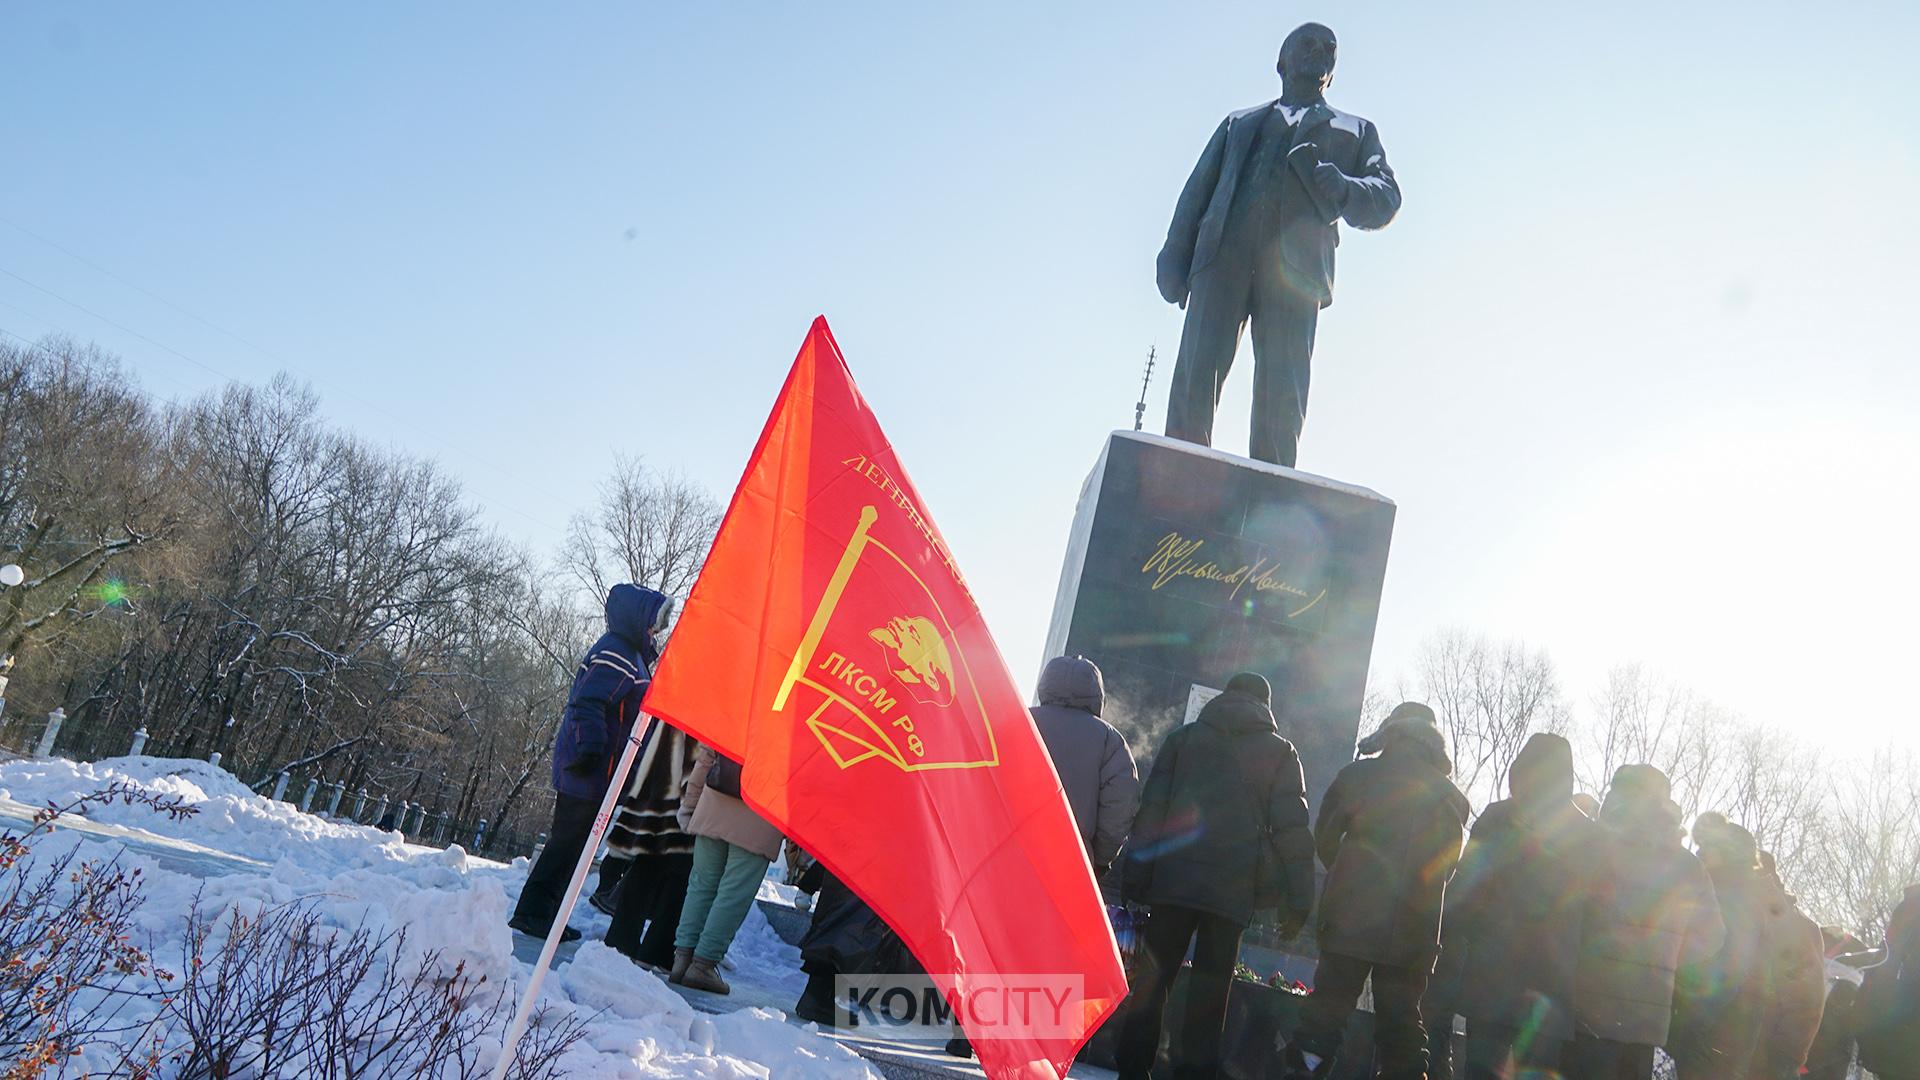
left=668, top=743, right=785, bottom=993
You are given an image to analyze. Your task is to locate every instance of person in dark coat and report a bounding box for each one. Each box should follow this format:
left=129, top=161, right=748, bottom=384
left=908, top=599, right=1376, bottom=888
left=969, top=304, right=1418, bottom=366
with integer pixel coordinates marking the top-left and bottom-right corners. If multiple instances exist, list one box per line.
left=1803, top=975, right=1859, bottom=1080
left=1278, top=701, right=1470, bottom=1080
left=1447, top=731, right=1598, bottom=1078
left=1422, top=919, right=1467, bottom=1080
left=1805, top=925, right=1873, bottom=1079
left=1668, top=814, right=1769, bottom=1079
left=1566, top=765, right=1724, bottom=1080
left=793, top=865, right=920, bottom=1027
left=1116, top=673, right=1315, bottom=1080
left=1890, top=883, right=1920, bottom=964
left=1868, top=879, right=1920, bottom=1077
left=602, top=723, right=699, bottom=968
left=508, top=583, right=670, bottom=941
left=1029, top=655, right=1140, bottom=876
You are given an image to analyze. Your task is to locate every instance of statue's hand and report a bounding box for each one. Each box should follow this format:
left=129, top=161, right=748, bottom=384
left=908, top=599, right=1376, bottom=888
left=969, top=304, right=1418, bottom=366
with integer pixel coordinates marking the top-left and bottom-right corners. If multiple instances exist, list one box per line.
left=1311, top=162, right=1353, bottom=215
left=1286, top=141, right=1323, bottom=180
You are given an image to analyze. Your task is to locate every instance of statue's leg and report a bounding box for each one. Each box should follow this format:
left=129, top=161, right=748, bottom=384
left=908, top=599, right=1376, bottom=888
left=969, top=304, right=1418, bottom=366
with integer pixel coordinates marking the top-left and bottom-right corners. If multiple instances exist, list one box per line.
left=1164, top=265, right=1252, bottom=449
left=1247, top=279, right=1320, bottom=468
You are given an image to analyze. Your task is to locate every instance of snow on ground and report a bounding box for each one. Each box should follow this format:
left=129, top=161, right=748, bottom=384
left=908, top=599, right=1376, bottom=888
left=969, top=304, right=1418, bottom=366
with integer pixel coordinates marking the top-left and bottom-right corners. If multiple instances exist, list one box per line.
left=0, top=756, right=879, bottom=1079
left=731, top=901, right=810, bottom=998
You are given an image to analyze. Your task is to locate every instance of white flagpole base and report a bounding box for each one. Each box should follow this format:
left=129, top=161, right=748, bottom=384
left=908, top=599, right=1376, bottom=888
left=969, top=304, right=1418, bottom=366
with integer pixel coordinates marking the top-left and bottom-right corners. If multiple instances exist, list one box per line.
left=488, top=712, right=661, bottom=1080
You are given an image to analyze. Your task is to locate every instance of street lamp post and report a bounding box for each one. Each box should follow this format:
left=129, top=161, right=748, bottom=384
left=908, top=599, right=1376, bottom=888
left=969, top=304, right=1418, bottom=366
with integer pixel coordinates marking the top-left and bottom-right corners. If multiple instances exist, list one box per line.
left=0, top=563, right=21, bottom=724
left=34, top=707, right=65, bottom=759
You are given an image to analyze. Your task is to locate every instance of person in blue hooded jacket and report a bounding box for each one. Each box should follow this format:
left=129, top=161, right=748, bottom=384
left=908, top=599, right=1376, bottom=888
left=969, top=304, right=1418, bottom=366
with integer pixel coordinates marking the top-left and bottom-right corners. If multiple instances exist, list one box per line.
left=509, top=583, right=671, bottom=941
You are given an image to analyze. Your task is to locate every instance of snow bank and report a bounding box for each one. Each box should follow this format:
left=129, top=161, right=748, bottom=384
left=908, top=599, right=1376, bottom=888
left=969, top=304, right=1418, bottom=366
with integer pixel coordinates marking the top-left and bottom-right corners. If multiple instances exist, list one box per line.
left=0, top=756, right=880, bottom=1079
left=0, top=755, right=442, bottom=871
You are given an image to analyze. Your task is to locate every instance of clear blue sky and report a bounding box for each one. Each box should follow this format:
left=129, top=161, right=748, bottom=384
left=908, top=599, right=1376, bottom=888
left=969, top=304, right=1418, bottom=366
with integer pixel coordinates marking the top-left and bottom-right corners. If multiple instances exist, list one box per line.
left=3, top=2, right=1916, bottom=745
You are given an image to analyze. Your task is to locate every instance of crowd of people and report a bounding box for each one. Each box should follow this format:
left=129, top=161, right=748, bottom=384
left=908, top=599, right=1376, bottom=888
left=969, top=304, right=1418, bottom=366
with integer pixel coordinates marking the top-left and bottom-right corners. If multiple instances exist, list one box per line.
left=505, top=584, right=1919, bottom=1080
left=1119, top=686, right=1918, bottom=1080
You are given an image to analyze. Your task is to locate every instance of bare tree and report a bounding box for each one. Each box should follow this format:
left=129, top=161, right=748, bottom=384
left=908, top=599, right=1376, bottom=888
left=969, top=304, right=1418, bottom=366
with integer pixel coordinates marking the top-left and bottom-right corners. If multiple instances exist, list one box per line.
left=0, top=337, right=185, bottom=667
left=0, top=343, right=594, bottom=850
left=1379, top=634, right=1918, bottom=938
left=1410, top=628, right=1569, bottom=806
left=1797, top=746, right=1920, bottom=940
left=1577, top=663, right=1739, bottom=820
left=560, top=455, right=719, bottom=606
left=1565, top=664, right=1868, bottom=929
left=1701, top=722, right=1826, bottom=888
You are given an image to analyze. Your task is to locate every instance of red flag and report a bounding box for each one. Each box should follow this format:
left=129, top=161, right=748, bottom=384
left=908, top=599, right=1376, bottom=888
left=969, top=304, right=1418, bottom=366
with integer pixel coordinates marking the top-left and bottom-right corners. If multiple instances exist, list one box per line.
left=645, top=318, right=1125, bottom=1079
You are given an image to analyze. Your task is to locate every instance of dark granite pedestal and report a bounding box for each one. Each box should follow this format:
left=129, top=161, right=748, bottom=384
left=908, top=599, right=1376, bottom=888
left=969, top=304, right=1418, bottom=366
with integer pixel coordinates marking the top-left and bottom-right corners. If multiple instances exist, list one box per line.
left=1042, top=432, right=1395, bottom=805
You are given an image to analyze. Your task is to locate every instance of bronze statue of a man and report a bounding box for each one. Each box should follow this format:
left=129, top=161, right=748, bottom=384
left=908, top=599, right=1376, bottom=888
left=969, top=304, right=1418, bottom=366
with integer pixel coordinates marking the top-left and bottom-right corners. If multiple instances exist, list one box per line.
left=1157, top=23, right=1401, bottom=467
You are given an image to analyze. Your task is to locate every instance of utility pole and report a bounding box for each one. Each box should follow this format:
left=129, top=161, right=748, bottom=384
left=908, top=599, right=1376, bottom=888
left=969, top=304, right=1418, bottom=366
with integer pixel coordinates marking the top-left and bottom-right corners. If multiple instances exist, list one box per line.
left=1133, top=346, right=1157, bottom=432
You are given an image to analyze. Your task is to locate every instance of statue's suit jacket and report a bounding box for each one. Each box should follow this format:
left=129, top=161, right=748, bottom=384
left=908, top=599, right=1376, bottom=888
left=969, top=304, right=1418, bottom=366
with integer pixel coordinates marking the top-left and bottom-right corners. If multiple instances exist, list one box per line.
left=1158, top=99, right=1401, bottom=309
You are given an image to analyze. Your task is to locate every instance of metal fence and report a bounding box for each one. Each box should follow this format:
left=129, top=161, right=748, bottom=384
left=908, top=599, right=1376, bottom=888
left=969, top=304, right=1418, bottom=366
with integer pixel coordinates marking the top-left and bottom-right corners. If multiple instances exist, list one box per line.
left=1, top=707, right=549, bottom=864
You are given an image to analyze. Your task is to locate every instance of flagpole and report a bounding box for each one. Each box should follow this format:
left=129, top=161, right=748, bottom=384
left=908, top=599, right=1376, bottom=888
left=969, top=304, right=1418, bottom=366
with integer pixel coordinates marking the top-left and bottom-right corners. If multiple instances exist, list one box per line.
left=773, top=504, right=878, bottom=711
left=489, top=708, right=661, bottom=1080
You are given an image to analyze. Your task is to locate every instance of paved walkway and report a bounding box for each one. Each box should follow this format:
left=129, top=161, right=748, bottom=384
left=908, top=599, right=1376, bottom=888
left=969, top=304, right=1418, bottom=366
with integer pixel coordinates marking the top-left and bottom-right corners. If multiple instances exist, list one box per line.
left=667, top=973, right=1121, bottom=1080
left=509, top=907, right=1121, bottom=1080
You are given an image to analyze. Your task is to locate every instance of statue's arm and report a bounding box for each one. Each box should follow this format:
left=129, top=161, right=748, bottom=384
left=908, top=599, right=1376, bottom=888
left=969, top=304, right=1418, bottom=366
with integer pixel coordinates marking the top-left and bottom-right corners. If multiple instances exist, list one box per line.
left=1156, top=117, right=1229, bottom=304
left=1339, top=121, right=1401, bottom=231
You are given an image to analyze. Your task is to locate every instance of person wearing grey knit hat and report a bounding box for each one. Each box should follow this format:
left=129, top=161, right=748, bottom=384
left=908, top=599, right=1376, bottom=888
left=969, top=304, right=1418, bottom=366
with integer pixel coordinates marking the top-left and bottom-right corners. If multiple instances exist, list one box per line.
left=1224, top=671, right=1272, bottom=703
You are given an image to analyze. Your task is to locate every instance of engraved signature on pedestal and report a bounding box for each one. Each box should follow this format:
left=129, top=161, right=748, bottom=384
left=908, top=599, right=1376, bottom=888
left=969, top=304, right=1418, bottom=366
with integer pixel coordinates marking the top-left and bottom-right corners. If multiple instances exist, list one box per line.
left=1139, top=532, right=1328, bottom=618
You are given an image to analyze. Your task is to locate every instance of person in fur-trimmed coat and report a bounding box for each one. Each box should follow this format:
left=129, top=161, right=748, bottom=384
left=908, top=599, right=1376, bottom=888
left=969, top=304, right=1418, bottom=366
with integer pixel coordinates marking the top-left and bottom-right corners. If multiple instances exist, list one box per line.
left=601, top=723, right=699, bottom=969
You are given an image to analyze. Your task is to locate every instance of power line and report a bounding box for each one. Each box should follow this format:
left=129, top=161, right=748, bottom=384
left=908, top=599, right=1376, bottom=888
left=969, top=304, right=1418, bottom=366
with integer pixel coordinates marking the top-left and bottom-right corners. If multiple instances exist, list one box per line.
left=0, top=260, right=561, bottom=538
left=0, top=215, right=280, bottom=358
left=0, top=217, right=577, bottom=538
left=0, top=299, right=201, bottom=397
left=0, top=265, right=241, bottom=385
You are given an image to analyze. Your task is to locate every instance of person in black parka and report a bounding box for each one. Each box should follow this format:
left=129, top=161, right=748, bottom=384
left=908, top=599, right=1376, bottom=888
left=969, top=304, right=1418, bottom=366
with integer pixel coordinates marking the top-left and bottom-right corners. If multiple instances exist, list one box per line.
left=1279, top=702, right=1470, bottom=1080
left=1857, top=884, right=1920, bottom=1080
left=1116, top=672, right=1316, bottom=1080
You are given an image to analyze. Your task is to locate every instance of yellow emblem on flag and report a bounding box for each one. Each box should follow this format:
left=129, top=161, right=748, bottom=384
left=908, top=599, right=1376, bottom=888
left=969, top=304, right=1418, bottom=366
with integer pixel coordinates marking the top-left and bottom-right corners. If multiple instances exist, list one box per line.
left=773, top=506, right=998, bottom=772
